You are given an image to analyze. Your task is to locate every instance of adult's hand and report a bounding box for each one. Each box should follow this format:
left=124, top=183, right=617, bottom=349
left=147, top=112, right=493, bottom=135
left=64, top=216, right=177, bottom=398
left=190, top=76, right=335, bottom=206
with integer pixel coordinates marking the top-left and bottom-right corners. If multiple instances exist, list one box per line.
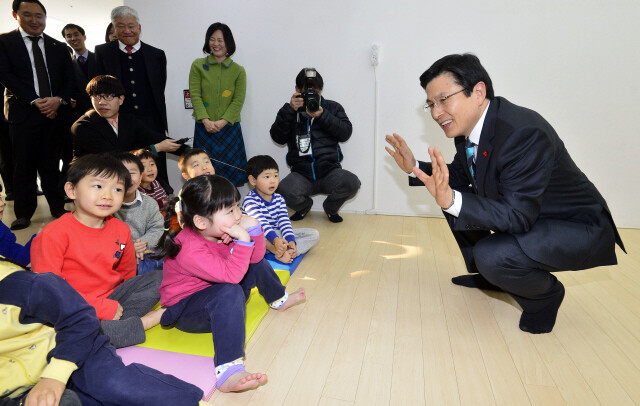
left=25, top=378, right=65, bottom=406
left=211, top=119, right=228, bottom=132
left=306, top=106, right=323, bottom=118
left=413, top=147, right=454, bottom=209
left=155, top=138, right=180, bottom=153
left=34, top=97, right=61, bottom=118
left=385, top=133, right=417, bottom=174
left=201, top=118, right=216, bottom=133
left=290, top=92, right=303, bottom=111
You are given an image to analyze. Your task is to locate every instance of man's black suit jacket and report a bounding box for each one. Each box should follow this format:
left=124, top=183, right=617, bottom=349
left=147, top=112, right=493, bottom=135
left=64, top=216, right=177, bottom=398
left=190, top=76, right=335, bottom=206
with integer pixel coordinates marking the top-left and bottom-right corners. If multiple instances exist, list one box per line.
left=71, top=50, right=98, bottom=117
left=413, top=97, right=624, bottom=271
left=71, top=109, right=165, bottom=158
left=0, top=29, right=74, bottom=123
left=93, top=41, right=168, bottom=132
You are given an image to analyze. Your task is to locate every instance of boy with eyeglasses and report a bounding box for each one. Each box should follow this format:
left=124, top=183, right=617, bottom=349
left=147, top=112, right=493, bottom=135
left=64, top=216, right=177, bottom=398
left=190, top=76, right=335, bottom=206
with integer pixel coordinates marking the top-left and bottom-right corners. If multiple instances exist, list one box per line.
left=70, top=75, right=185, bottom=192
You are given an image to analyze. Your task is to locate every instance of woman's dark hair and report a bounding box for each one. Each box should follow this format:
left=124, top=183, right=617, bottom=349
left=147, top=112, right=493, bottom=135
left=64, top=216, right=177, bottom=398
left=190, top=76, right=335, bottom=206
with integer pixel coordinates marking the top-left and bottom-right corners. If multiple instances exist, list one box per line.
left=202, top=22, right=236, bottom=56
left=105, top=22, right=114, bottom=43
left=67, top=153, right=132, bottom=192
left=419, top=53, right=494, bottom=100
left=155, top=175, right=241, bottom=258
left=86, top=75, right=125, bottom=97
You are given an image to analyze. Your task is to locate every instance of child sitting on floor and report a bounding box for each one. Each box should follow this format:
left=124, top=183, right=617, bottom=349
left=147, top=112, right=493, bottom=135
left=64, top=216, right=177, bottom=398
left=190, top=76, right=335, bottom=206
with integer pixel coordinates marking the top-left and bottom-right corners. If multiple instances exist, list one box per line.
left=179, top=148, right=215, bottom=180
left=0, top=257, right=207, bottom=406
left=132, top=149, right=170, bottom=210
left=243, top=155, right=319, bottom=263
left=31, top=154, right=165, bottom=349
left=156, top=175, right=306, bottom=393
left=112, top=152, right=165, bottom=275
left=0, top=183, right=39, bottom=267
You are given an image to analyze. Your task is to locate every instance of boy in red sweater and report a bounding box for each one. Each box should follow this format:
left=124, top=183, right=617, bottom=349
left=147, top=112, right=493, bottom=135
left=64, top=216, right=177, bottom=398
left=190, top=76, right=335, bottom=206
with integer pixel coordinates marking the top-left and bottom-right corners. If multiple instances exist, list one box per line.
left=32, top=153, right=165, bottom=348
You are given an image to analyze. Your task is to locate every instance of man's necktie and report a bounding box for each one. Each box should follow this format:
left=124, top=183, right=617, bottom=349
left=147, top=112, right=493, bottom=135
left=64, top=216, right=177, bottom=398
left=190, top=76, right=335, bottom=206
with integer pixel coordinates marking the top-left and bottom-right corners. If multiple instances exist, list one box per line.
left=77, top=55, right=86, bottom=64
left=465, top=137, right=476, bottom=183
left=125, top=45, right=133, bottom=54
left=28, top=36, right=51, bottom=98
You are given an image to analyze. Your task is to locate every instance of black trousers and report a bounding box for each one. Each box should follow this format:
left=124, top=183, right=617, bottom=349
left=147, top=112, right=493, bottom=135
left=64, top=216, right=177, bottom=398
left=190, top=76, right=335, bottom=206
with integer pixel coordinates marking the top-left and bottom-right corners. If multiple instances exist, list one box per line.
left=451, top=227, right=564, bottom=313
left=10, top=110, right=65, bottom=219
left=0, top=118, right=12, bottom=194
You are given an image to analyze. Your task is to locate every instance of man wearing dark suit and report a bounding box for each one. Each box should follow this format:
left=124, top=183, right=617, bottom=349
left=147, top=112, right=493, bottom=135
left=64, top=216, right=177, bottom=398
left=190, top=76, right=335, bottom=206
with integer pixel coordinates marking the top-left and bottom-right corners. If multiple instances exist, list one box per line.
left=386, top=54, right=625, bottom=334
left=62, top=23, right=97, bottom=117
left=71, top=75, right=182, bottom=163
left=94, top=5, right=174, bottom=193
left=0, top=84, right=13, bottom=200
left=0, top=0, right=73, bottom=230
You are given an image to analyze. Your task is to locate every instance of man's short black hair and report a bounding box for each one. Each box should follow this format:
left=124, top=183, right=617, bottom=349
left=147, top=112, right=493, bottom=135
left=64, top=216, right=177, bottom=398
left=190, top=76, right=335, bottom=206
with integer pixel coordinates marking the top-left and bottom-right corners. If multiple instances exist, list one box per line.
left=61, top=23, right=85, bottom=38
left=112, top=151, right=143, bottom=173
left=12, top=0, right=46, bottom=14
left=67, top=153, right=131, bottom=191
left=86, top=75, right=125, bottom=97
left=419, top=53, right=494, bottom=100
left=178, top=148, right=208, bottom=173
left=246, top=155, right=278, bottom=178
left=132, top=149, right=157, bottom=164
left=296, top=68, right=323, bottom=91
left=202, top=22, right=236, bottom=56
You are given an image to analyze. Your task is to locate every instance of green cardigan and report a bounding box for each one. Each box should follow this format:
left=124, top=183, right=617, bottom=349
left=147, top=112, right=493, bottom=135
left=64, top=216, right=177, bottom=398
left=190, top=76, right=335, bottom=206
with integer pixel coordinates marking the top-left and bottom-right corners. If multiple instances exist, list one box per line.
left=188, top=56, right=246, bottom=125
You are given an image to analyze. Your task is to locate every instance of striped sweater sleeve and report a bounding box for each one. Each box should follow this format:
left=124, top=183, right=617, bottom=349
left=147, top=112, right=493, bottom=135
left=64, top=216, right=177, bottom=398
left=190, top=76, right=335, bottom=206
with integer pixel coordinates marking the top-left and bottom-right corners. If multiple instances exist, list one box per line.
left=273, top=194, right=295, bottom=243
left=243, top=190, right=278, bottom=243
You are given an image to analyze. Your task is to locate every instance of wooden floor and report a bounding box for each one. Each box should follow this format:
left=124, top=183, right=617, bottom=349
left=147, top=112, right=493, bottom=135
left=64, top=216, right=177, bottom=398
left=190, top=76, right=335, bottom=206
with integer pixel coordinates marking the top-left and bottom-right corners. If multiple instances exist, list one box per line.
left=6, top=198, right=639, bottom=405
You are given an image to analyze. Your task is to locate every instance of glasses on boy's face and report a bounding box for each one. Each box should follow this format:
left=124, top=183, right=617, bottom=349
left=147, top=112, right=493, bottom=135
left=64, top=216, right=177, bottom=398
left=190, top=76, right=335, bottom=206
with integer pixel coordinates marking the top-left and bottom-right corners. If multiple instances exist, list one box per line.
left=91, top=94, right=116, bottom=102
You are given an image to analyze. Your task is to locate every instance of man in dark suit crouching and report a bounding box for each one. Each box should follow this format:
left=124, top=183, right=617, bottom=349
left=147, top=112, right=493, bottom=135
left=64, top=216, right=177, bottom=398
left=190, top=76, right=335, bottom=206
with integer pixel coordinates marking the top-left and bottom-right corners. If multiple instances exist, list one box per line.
left=386, top=53, right=625, bottom=334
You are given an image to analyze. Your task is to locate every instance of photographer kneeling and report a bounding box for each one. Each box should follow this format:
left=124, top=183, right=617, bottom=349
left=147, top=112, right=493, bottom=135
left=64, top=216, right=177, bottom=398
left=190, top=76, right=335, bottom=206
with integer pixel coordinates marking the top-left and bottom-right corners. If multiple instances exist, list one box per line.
left=270, top=68, right=360, bottom=223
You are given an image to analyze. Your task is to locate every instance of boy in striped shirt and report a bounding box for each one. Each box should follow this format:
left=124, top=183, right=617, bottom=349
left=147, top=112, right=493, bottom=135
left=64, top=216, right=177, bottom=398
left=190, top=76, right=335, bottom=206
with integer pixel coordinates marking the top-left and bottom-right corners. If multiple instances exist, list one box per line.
left=243, top=155, right=319, bottom=263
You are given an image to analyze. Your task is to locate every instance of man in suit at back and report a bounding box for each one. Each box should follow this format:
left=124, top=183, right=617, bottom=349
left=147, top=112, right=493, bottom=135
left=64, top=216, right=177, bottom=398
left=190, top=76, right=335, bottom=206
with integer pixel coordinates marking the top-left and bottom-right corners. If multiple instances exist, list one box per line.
left=0, top=0, right=73, bottom=230
left=62, top=23, right=96, bottom=116
left=386, top=53, right=625, bottom=334
left=94, top=5, right=176, bottom=193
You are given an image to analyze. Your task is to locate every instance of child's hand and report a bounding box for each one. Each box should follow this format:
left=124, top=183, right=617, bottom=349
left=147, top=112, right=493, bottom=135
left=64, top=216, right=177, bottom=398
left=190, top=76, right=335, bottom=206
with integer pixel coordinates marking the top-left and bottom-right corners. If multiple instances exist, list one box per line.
left=113, top=303, right=124, bottom=320
left=134, top=239, right=148, bottom=260
left=288, top=241, right=298, bottom=258
left=273, top=237, right=288, bottom=256
left=220, top=224, right=251, bottom=243
left=25, top=377, right=65, bottom=406
left=238, top=214, right=259, bottom=230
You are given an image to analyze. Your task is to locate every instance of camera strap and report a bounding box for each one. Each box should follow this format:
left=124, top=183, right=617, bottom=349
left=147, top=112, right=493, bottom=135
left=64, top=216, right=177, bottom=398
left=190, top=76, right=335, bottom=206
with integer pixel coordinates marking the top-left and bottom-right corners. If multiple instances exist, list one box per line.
left=296, top=114, right=312, bottom=156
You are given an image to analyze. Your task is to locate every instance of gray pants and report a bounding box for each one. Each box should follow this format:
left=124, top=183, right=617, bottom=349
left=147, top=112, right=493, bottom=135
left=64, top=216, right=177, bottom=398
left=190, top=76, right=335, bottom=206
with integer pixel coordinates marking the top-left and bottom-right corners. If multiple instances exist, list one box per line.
left=270, top=228, right=319, bottom=255
left=100, top=269, right=163, bottom=348
left=277, top=168, right=360, bottom=215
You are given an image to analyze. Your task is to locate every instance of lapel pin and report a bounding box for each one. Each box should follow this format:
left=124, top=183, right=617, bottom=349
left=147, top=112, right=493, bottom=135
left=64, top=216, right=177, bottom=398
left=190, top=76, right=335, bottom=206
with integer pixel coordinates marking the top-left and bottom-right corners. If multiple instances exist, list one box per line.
left=482, top=151, right=487, bottom=157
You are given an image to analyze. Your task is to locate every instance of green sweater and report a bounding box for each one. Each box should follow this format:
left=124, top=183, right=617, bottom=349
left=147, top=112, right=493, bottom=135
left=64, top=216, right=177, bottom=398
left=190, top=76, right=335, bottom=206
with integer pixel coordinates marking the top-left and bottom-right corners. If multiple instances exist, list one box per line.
left=189, top=56, right=246, bottom=125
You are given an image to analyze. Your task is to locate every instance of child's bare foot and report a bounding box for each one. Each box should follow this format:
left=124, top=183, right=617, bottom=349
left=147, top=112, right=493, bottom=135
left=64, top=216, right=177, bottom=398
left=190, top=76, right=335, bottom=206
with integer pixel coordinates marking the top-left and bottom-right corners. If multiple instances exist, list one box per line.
left=276, top=249, right=293, bottom=264
left=278, top=288, right=306, bottom=312
left=218, top=371, right=267, bottom=392
left=141, top=307, right=166, bottom=330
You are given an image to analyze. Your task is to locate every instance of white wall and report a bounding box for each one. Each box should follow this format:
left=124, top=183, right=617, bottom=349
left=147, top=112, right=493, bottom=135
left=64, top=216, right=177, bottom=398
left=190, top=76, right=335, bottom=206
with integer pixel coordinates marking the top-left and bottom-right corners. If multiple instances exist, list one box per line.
left=4, top=0, right=638, bottom=228
left=0, top=1, right=121, bottom=51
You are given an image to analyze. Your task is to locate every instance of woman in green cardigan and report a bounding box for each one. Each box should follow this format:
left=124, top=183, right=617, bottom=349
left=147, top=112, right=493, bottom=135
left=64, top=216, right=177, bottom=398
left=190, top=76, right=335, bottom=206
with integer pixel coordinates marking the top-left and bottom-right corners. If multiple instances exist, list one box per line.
left=189, top=23, right=247, bottom=185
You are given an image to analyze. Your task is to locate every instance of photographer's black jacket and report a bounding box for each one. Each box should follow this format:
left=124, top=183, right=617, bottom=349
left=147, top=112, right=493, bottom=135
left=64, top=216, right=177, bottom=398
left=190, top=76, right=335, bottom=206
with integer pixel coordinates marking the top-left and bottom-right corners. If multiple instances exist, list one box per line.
left=270, top=98, right=352, bottom=180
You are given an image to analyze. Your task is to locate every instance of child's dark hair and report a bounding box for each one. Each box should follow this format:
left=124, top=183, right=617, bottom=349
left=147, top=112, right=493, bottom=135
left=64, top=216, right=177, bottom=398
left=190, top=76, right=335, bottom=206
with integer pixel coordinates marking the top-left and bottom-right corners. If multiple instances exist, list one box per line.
left=67, top=153, right=131, bottom=191
left=112, top=151, right=143, bottom=173
left=86, top=75, right=125, bottom=97
left=178, top=148, right=208, bottom=173
left=156, top=175, right=241, bottom=258
left=132, top=148, right=157, bottom=164
left=245, top=155, right=278, bottom=179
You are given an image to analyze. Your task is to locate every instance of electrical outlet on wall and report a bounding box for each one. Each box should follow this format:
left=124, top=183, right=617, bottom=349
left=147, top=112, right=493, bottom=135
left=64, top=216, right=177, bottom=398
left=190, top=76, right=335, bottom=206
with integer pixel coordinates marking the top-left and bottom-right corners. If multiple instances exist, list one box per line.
left=371, top=43, right=380, bottom=66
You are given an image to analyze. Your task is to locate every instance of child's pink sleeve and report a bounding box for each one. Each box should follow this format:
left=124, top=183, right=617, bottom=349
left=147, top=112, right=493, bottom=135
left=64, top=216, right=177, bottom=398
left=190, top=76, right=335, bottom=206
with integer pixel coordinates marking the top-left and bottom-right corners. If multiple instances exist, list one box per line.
left=247, top=225, right=266, bottom=263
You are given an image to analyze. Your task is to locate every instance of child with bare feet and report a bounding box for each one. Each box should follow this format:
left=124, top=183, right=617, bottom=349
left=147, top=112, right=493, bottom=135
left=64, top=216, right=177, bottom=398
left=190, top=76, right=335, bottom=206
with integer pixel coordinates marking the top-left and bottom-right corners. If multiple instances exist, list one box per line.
left=156, top=175, right=305, bottom=392
left=31, top=154, right=166, bottom=349
left=242, top=155, right=318, bottom=264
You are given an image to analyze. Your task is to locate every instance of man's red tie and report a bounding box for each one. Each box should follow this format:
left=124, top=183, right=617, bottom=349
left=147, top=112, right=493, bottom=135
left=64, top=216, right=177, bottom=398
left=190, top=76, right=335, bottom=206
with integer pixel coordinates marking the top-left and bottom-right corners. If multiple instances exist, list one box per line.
left=125, top=45, right=133, bottom=54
